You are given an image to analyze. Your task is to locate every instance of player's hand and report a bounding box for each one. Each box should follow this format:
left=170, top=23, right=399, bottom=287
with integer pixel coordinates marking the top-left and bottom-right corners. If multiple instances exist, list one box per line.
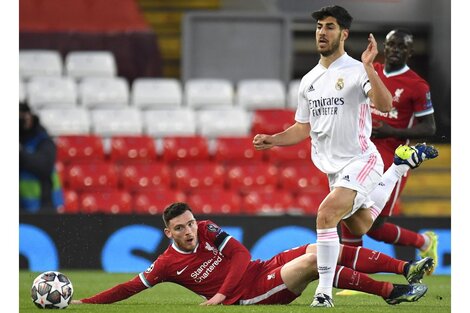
left=372, top=120, right=395, bottom=138
left=253, top=134, right=275, bottom=150
left=361, top=33, right=378, bottom=66
left=200, top=293, right=226, bottom=305
left=71, top=300, right=83, bottom=305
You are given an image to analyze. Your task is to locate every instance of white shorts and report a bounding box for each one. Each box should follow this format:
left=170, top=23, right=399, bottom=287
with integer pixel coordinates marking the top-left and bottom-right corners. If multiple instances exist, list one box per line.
left=327, top=152, right=384, bottom=219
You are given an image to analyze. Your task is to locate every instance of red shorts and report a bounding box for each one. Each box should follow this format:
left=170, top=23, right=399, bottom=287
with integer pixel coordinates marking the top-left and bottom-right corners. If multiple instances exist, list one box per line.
left=237, top=245, right=309, bottom=305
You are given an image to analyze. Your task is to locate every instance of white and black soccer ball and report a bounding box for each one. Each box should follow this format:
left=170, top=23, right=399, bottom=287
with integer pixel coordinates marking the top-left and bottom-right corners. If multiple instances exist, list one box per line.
left=31, top=271, right=74, bottom=309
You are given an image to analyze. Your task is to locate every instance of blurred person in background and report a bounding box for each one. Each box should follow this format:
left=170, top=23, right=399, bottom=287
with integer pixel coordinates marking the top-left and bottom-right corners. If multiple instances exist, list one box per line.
left=19, top=101, right=64, bottom=213
left=71, top=202, right=431, bottom=307
left=339, top=29, right=438, bottom=287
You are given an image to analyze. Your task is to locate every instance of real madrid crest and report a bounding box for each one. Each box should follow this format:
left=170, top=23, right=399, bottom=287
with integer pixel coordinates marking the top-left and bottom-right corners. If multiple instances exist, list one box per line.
left=335, top=78, right=344, bottom=90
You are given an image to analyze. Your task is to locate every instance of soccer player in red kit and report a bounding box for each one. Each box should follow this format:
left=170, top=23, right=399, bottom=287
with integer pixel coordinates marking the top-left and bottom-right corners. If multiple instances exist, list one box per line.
left=72, top=202, right=431, bottom=307
left=340, top=29, right=439, bottom=271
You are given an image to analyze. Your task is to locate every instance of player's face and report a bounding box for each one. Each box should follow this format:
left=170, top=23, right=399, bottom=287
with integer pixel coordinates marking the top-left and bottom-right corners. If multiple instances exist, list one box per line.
left=165, top=210, right=199, bottom=252
left=315, top=17, right=345, bottom=57
left=384, top=33, right=412, bottom=67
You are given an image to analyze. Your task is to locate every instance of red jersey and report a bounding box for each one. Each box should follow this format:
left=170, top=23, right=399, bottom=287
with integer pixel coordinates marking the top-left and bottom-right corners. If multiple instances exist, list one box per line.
left=371, top=63, right=434, bottom=167
left=139, top=220, right=263, bottom=304
left=81, top=220, right=266, bottom=305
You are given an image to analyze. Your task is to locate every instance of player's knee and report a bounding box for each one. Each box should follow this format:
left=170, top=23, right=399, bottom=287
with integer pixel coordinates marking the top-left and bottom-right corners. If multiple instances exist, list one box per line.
left=305, top=253, right=317, bottom=269
left=301, top=254, right=319, bottom=279
left=316, top=208, right=342, bottom=227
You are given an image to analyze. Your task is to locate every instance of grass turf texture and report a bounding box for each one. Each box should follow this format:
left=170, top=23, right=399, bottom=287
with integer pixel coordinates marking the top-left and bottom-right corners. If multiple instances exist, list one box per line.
left=20, top=270, right=450, bottom=312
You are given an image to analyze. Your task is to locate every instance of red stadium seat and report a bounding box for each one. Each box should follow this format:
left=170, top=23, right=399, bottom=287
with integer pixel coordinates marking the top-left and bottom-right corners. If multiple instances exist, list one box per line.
left=55, top=161, right=66, bottom=186
left=265, top=139, right=311, bottom=165
left=294, top=189, right=328, bottom=215
left=173, top=161, right=225, bottom=192
left=133, top=189, right=186, bottom=215
left=251, top=109, right=295, bottom=135
left=119, top=162, right=171, bottom=192
left=64, top=161, right=118, bottom=191
left=80, top=190, right=133, bottom=214
left=278, top=162, right=329, bottom=193
left=225, top=162, right=279, bottom=195
left=162, top=136, right=210, bottom=164
left=109, top=135, right=157, bottom=164
left=242, top=189, right=294, bottom=215
left=213, top=136, right=264, bottom=165
left=187, top=189, right=242, bottom=215
left=59, top=189, right=80, bottom=214
left=56, top=135, right=105, bottom=164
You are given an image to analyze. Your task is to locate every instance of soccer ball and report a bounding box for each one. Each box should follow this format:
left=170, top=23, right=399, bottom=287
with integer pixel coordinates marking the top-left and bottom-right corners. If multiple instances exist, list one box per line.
left=31, top=271, right=74, bottom=309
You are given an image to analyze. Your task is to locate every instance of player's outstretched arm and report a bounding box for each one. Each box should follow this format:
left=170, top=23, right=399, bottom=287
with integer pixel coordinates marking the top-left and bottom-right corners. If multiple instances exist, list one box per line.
left=253, top=122, right=310, bottom=150
left=72, top=275, right=147, bottom=304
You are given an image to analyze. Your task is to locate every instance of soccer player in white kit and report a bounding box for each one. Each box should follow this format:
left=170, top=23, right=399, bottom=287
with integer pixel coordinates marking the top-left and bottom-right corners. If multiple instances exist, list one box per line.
left=253, top=5, right=437, bottom=308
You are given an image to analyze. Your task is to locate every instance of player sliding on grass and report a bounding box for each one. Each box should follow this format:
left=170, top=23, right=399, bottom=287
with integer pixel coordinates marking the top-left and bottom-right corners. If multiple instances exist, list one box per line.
left=72, top=201, right=433, bottom=307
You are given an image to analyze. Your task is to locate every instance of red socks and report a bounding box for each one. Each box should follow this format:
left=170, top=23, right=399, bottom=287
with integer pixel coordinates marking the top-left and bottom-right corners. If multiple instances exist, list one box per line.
left=334, top=265, right=393, bottom=298
left=339, top=245, right=406, bottom=274
left=367, top=223, right=425, bottom=249
left=340, top=223, right=363, bottom=246
left=341, top=222, right=425, bottom=249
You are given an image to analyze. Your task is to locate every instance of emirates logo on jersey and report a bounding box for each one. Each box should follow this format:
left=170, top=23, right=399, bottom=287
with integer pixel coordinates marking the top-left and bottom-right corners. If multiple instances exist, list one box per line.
left=335, top=78, right=344, bottom=90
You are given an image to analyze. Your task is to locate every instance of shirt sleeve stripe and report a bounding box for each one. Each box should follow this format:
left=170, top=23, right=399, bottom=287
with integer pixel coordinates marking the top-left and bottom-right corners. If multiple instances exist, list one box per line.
left=362, top=80, right=370, bottom=90
left=414, top=108, right=434, bottom=117
left=139, top=273, right=152, bottom=288
left=218, top=235, right=232, bottom=252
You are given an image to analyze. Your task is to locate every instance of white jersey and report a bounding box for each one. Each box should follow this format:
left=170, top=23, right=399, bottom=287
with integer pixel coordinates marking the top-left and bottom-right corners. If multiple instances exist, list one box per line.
left=295, top=53, right=378, bottom=174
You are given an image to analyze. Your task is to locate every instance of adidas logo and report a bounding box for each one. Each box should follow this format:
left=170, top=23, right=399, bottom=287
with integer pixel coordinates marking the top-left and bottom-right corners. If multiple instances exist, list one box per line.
left=342, top=175, right=350, bottom=182
left=308, top=84, right=315, bottom=92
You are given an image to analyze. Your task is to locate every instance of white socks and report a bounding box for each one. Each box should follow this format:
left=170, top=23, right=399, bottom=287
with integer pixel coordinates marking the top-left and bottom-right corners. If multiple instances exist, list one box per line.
left=368, top=163, right=409, bottom=220
left=315, top=228, right=340, bottom=297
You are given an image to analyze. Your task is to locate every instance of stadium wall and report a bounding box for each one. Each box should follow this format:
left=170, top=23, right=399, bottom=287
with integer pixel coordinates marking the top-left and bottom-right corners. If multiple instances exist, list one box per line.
left=19, top=214, right=450, bottom=275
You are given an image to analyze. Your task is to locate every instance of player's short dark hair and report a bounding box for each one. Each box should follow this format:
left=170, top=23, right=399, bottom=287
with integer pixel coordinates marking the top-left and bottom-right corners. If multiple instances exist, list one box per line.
left=163, top=202, right=193, bottom=226
left=386, top=28, right=414, bottom=45
left=311, top=5, right=353, bottom=30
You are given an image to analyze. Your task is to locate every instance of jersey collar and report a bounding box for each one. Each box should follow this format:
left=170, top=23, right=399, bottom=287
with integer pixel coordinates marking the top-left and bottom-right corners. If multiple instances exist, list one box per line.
left=318, top=52, right=349, bottom=70
left=383, top=65, right=410, bottom=78
left=172, top=241, right=199, bottom=254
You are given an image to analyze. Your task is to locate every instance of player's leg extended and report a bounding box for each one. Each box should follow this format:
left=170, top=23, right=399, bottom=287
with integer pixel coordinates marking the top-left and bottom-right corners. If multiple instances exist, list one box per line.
left=280, top=253, right=319, bottom=295
left=339, top=146, right=404, bottom=247
left=334, top=266, right=428, bottom=305
left=348, top=143, right=440, bottom=235
left=311, top=187, right=356, bottom=307
left=339, top=176, right=404, bottom=247
left=367, top=176, right=439, bottom=271
left=367, top=143, right=439, bottom=268
left=338, top=244, right=434, bottom=282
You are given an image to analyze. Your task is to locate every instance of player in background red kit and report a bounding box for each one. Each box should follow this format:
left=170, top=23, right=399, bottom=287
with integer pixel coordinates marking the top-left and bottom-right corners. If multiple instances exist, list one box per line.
left=71, top=202, right=432, bottom=307
left=340, top=29, right=438, bottom=279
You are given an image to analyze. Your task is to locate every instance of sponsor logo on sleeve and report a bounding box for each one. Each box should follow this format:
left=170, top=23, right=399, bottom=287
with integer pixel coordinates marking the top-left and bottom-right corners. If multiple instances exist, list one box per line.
left=207, top=224, right=220, bottom=233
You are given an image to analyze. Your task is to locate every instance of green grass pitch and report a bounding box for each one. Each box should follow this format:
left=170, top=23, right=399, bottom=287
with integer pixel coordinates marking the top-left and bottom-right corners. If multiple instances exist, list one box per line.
left=20, top=270, right=450, bottom=312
